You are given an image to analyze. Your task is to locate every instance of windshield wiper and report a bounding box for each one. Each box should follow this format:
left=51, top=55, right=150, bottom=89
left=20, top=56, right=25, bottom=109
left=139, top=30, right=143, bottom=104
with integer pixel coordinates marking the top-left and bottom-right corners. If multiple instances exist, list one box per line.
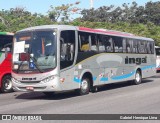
left=16, top=61, right=24, bottom=73
left=29, top=55, right=44, bottom=73
left=16, top=54, right=44, bottom=73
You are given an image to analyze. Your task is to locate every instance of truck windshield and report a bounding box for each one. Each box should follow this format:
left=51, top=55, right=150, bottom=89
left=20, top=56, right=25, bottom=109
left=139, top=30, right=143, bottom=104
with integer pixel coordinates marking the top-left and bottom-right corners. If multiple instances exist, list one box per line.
left=13, top=30, right=57, bottom=73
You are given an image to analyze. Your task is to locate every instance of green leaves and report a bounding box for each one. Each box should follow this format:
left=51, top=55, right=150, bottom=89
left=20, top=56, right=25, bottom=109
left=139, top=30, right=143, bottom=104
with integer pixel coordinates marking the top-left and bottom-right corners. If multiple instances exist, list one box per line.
left=0, top=1, right=160, bottom=45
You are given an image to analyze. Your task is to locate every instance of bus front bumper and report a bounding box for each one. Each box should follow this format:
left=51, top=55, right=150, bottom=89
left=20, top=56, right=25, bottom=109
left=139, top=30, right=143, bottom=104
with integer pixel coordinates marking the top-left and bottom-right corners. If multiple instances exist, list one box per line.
left=12, top=78, right=62, bottom=92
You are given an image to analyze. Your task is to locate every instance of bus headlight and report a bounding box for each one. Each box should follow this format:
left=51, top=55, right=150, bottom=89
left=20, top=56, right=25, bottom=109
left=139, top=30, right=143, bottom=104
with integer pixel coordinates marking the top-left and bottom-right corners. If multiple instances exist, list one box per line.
left=41, top=75, right=54, bottom=83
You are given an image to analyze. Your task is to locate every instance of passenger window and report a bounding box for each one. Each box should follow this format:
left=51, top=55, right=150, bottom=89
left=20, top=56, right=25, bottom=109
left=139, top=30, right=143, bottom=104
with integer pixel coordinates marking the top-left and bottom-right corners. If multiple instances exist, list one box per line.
left=78, top=32, right=90, bottom=52
left=97, top=35, right=113, bottom=53
left=112, top=36, right=123, bottom=53
left=126, top=39, right=132, bottom=53
left=132, top=40, right=138, bottom=53
left=90, top=34, right=98, bottom=52
left=138, top=40, right=146, bottom=53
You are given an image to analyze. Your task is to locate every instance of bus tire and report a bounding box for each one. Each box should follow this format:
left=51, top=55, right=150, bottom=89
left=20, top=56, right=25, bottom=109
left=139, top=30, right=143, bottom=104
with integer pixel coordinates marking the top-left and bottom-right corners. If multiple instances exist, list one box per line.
left=1, top=75, right=13, bottom=93
left=79, top=78, right=90, bottom=95
left=133, top=70, right=142, bottom=85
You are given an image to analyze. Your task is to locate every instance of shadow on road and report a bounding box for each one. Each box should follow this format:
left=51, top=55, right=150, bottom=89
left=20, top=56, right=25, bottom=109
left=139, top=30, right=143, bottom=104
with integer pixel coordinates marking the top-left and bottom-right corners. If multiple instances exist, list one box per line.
left=97, top=79, right=154, bottom=92
left=15, top=90, right=80, bottom=100
left=15, top=78, right=154, bottom=100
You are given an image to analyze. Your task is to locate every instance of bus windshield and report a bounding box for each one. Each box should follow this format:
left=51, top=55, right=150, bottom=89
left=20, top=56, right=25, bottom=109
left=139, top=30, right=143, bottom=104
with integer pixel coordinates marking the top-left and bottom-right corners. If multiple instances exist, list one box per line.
left=13, top=30, right=57, bottom=73
left=0, top=35, right=13, bottom=52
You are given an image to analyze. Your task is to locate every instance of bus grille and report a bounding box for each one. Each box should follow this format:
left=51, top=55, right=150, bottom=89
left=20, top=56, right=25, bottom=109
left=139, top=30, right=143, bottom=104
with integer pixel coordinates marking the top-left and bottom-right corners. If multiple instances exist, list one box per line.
left=20, top=81, right=40, bottom=84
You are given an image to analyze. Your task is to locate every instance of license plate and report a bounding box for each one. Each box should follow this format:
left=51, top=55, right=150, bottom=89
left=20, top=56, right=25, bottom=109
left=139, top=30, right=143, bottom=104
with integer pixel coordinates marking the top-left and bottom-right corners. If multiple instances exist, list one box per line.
left=26, top=86, right=34, bottom=90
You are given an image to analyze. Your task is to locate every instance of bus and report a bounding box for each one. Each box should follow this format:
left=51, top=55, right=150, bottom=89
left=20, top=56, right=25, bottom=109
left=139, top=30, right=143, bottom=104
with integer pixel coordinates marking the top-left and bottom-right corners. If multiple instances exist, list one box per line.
left=11, top=25, right=156, bottom=95
left=0, top=32, right=14, bottom=93
left=155, top=46, right=160, bottom=71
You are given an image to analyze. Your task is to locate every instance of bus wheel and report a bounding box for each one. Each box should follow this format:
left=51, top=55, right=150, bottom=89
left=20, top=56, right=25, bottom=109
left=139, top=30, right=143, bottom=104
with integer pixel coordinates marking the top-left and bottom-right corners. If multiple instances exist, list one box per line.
left=1, top=75, right=13, bottom=93
left=79, top=78, right=90, bottom=95
left=133, top=70, right=142, bottom=85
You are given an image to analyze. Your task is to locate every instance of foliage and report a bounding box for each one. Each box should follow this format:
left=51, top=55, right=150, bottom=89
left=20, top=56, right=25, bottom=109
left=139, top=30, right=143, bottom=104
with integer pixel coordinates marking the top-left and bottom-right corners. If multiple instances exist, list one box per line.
left=0, top=7, right=53, bottom=32
left=48, top=1, right=80, bottom=23
left=71, top=21, right=160, bottom=45
left=0, top=1, right=160, bottom=45
left=80, top=1, right=160, bottom=25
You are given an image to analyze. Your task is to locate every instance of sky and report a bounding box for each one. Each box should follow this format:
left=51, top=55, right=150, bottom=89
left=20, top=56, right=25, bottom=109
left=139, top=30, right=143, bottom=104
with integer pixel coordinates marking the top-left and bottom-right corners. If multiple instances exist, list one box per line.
left=0, top=0, right=159, bottom=15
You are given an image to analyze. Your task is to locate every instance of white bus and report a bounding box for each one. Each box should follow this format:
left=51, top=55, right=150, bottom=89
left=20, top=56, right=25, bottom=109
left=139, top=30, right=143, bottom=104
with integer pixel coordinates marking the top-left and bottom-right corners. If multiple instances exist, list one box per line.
left=12, top=25, right=156, bottom=95
left=155, top=46, right=160, bottom=71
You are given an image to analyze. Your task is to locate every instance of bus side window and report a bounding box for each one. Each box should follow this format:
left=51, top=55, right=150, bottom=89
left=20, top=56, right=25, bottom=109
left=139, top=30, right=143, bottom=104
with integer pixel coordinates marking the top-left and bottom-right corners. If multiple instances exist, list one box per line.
left=113, top=36, right=123, bottom=53
left=150, top=42, right=154, bottom=54
left=60, top=30, right=75, bottom=69
left=103, top=36, right=112, bottom=52
left=126, top=39, right=132, bottom=53
left=97, top=35, right=105, bottom=52
left=132, top=40, right=138, bottom=53
left=78, top=32, right=90, bottom=52
left=90, top=34, right=98, bottom=52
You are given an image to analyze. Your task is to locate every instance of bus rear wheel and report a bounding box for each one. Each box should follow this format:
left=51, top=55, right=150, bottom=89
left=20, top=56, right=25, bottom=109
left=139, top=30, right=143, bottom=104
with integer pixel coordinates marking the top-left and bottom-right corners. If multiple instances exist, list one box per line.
left=1, top=75, right=13, bottom=93
left=133, top=70, right=142, bottom=85
left=79, top=78, right=90, bottom=95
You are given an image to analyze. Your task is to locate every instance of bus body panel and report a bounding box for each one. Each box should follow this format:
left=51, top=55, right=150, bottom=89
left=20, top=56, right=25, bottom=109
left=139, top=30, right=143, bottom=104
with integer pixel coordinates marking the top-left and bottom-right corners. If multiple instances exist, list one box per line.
left=11, top=25, right=156, bottom=93
left=0, top=53, right=12, bottom=88
left=12, top=68, right=62, bottom=92
left=0, top=33, right=13, bottom=91
left=73, top=53, right=156, bottom=86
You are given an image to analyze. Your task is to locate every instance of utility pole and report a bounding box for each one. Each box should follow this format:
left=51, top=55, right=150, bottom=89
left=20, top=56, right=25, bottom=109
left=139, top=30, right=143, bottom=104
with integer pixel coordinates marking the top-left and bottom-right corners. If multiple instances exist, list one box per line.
left=90, top=0, right=93, bottom=9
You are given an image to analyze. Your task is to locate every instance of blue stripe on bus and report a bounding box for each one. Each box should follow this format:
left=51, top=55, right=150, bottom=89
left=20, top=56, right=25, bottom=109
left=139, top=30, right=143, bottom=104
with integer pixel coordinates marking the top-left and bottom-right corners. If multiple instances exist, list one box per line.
left=93, top=77, right=97, bottom=81
left=141, top=64, right=156, bottom=70
left=100, top=77, right=109, bottom=81
left=74, top=64, right=156, bottom=83
left=74, top=77, right=81, bottom=83
left=111, top=71, right=135, bottom=80
left=74, top=77, right=97, bottom=83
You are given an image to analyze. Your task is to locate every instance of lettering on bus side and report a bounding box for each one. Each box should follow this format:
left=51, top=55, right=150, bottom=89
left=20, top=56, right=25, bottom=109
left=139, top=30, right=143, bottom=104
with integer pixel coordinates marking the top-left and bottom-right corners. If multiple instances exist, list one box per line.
left=125, top=56, right=147, bottom=65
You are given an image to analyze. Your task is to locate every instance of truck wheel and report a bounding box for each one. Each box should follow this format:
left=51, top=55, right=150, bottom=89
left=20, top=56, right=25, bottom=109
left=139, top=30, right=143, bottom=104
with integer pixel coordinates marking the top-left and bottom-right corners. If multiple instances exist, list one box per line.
left=1, top=75, right=13, bottom=93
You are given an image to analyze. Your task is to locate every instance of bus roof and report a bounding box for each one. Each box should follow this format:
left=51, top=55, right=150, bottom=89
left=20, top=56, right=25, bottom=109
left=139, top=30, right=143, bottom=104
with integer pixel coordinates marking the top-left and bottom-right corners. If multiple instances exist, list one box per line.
left=17, top=25, right=154, bottom=41
left=0, top=32, right=14, bottom=35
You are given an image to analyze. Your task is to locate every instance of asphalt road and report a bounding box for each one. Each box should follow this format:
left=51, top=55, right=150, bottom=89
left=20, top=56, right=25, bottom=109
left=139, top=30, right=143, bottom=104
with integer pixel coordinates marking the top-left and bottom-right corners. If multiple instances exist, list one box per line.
left=0, top=73, right=160, bottom=122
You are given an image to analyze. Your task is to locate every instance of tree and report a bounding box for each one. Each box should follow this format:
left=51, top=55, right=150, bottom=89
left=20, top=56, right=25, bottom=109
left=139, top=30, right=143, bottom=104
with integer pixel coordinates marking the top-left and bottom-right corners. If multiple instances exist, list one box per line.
left=48, top=1, right=80, bottom=23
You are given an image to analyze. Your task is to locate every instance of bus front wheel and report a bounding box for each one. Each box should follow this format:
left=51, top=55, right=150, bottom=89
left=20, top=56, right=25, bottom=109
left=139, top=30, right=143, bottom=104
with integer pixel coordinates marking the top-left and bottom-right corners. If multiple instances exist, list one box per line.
left=79, top=78, right=90, bottom=95
left=133, top=70, right=142, bottom=85
left=1, top=75, right=13, bottom=93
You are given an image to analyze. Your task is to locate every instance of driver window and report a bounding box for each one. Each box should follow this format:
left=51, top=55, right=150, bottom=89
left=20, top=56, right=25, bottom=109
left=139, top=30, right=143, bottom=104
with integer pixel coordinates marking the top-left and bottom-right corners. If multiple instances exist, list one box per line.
left=60, top=30, right=75, bottom=69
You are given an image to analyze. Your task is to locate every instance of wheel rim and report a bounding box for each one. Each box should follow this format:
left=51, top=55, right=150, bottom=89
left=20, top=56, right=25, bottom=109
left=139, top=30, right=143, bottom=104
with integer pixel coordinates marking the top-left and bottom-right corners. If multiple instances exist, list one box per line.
left=4, top=79, right=12, bottom=90
left=135, top=72, right=141, bottom=83
left=81, top=80, right=88, bottom=92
